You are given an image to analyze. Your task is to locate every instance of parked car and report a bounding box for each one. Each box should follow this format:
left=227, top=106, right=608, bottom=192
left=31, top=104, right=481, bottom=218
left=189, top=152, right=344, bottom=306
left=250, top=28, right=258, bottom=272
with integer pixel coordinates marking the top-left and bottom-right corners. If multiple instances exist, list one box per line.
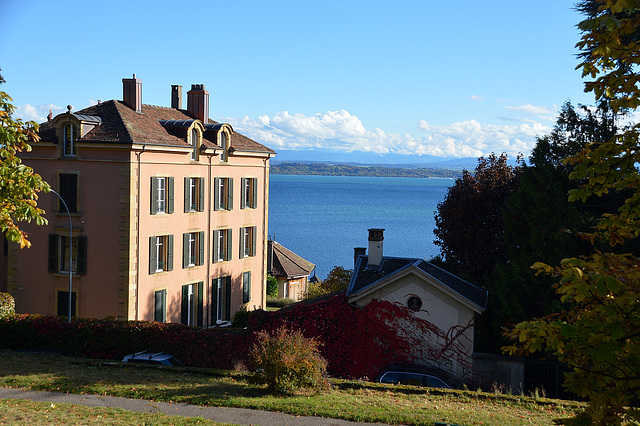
left=122, top=350, right=184, bottom=366
left=376, top=364, right=461, bottom=389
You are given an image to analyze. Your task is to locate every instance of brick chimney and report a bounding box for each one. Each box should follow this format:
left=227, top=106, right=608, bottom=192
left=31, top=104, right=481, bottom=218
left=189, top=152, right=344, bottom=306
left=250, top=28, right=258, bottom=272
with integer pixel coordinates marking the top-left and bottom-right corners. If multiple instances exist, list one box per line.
left=367, top=228, right=385, bottom=268
left=187, top=84, right=209, bottom=123
left=122, top=74, right=142, bottom=112
left=171, top=85, right=182, bottom=109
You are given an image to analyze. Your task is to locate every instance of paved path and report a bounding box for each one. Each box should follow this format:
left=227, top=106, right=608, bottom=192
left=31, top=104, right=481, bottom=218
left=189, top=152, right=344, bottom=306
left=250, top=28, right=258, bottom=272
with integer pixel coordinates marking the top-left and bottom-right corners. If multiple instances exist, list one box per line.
left=0, top=387, right=388, bottom=426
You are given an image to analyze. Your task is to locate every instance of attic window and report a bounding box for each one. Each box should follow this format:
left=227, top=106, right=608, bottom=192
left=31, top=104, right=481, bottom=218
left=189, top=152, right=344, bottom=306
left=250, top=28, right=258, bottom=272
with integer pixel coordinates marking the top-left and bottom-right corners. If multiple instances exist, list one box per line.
left=219, top=132, right=228, bottom=162
left=190, top=128, right=200, bottom=161
left=63, top=123, right=77, bottom=156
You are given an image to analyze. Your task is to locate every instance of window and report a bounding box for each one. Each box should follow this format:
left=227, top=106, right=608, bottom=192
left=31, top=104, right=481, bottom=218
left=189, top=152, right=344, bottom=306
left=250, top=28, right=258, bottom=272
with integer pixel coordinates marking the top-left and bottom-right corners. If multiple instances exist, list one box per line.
left=190, top=128, right=200, bottom=161
left=48, top=234, right=87, bottom=274
left=183, top=231, right=204, bottom=268
left=212, top=276, right=231, bottom=323
left=239, top=226, right=257, bottom=258
left=149, top=235, right=173, bottom=274
left=150, top=177, right=174, bottom=214
left=240, top=177, right=258, bottom=209
left=56, top=290, right=77, bottom=317
left=212, top=228, right=232, bottom=263
left=214, top=177, right=233, bottom=211
left=59, top=173, right=78, bottom=213
left=184, top=177, right=204, bottom=212
left=154, top=289, right=166, bottom=322
left=181, top=282, right=203, bottom=326
left=219, top=132, right=228, bottom=162
left=63, top=123, right=77, bottom=156
left=243, top=271, right=251, bottom=304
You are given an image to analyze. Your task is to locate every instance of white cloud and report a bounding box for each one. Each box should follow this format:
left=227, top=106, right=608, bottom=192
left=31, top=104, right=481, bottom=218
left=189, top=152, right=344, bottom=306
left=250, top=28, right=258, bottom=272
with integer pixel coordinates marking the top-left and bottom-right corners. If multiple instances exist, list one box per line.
left=13, top=103, right=63, bottom=123
left=506, top=104, right=553, bottom=116
left=470, top=95, right=484, bottom=101
left=225, top=109, right=553, bottom=159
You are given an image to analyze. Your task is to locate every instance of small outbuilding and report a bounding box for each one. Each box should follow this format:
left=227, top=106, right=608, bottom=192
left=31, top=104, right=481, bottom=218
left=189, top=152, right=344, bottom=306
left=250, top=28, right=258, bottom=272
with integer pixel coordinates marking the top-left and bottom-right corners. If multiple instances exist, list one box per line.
left=267, top=240, right=315, bottom=301
left=346, top=229, right=488, bottom=379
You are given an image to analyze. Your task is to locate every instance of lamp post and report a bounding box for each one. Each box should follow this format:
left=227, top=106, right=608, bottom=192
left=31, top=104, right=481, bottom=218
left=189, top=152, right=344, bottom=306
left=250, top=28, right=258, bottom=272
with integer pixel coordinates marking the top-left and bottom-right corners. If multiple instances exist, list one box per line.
left=48, top=189, right=73, bottom=323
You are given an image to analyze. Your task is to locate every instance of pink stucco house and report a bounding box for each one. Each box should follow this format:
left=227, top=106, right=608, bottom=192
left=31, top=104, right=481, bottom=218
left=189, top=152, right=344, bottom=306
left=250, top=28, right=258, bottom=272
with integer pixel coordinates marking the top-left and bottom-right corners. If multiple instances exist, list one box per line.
left=5, top=75, right=274, bottom=326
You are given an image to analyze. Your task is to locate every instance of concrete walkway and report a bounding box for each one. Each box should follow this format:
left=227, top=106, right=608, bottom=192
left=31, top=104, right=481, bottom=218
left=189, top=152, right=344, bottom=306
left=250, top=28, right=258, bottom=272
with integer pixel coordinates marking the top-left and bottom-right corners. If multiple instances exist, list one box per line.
left=0, top=387, right=388, bottom=426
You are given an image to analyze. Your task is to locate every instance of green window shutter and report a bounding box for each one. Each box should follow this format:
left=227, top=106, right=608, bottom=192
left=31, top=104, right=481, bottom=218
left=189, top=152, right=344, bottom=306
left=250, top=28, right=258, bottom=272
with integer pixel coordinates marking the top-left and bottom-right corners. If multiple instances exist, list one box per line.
left=252, top=178, right=258, bottom=208
left=198, top=178, right=205, bottom=212
left=211, top=278, right=218, bottom=322
left=181, top=285, right=188, bottom=325
left=167, top=177, right=174, bottom=214
left=238, top=227, right=244, bottom=259
left=213, top=178, right=220, bottom=211
left=48, top=234, right=59, bottom=272
left=198, top=231, right=204, bottom=265
left=184, top=178, right=190, bottom=213
left=243, top=271, right=251, bottom=303
left=182, top=233, right=189, bottom=268
left=149, top=236, right=156, bottom=274
left=251, top=226, right=257, bottom=257
left=227, top=178, right=234, bottom=210
left=226, top=228, right=233, bottom=261
left=212, top=230, right=219, bottom=263
left=240, top=178, right=246, bottom=209
left=77, top=235, right=88, bottom=275
left=225, top=276, right=232, bottom=321
left=167, top=234, right=174, bottom=271
left=154, top=290, right=166, bottom=322
left=150, top=178, right=158, bottom=215
left=197, top=281, right=204, bottom=327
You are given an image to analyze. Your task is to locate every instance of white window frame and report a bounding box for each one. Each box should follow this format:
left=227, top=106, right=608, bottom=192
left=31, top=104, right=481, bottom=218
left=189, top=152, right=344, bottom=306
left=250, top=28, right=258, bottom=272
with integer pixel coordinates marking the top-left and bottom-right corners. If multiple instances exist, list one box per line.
left=219, top=132, right=228, bottom=162
left=190, top=128, right=199, bottom=161
left=155, top=236, right=165, bottom=272
left=156, top=177, right=166, bottom=213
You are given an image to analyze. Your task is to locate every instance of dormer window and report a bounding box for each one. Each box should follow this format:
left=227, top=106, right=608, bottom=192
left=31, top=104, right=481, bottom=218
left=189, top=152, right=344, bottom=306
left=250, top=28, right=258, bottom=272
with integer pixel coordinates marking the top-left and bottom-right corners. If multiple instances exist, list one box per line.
left=190, top=128, right=200, bottom=161
left=63, top=124, right=77, bottom=156
left=219, top=132, right=228, bottom=162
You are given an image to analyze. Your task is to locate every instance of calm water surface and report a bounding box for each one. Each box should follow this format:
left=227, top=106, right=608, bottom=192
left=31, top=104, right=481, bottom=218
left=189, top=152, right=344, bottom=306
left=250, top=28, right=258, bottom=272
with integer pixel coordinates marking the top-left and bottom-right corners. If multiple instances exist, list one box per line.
left=268, top=175, right=453, bottom=278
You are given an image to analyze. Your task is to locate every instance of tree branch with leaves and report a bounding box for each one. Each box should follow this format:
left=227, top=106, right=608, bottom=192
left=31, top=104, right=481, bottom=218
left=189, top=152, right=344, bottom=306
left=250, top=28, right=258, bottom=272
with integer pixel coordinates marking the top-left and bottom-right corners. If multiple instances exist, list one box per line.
left=0, top=72, right=50, bottom=248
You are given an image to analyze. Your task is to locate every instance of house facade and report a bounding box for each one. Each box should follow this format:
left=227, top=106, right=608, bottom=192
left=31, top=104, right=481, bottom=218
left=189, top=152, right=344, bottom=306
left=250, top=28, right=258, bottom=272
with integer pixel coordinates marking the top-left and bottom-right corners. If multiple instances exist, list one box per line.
left=5, top=75, right=274, bottom=326
left=346, top=229, right=488, bottom=379
left=267, top=239, right=315, bottom=300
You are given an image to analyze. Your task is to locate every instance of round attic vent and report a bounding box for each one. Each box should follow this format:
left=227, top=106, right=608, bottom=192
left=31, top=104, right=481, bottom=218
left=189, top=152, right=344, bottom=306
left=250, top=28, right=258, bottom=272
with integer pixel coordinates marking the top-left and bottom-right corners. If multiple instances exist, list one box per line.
left=407, top=296, right=422, bottom=312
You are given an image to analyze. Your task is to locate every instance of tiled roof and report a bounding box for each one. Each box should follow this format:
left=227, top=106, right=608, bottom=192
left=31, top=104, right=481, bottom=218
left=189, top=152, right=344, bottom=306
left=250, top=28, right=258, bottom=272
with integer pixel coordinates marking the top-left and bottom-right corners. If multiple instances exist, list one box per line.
left=270, top=241, right=315, bottom=279
left=347, top=256, right=488, bottom=311
left=38, top=100, right=274, bottom=154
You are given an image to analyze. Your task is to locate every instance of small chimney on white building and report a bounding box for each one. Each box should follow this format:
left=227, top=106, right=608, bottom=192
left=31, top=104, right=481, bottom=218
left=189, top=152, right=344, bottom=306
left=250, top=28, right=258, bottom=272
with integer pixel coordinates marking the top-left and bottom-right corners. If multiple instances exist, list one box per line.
left=367, top=228, right=385, bottom=267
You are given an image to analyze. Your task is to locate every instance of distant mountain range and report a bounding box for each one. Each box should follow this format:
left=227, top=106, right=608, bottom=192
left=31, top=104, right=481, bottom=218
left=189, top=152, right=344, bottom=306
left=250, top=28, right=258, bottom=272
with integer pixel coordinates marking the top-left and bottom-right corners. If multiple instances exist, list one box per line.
left=270, top=149, right=480, bottom=170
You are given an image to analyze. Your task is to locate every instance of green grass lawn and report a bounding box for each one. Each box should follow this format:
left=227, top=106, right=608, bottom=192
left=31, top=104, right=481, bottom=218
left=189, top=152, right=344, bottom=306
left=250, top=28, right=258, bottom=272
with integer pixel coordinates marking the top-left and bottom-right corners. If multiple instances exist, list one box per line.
left=0, top=350, right=582, bottom=425
left=0, top=398, right=227, bottom=425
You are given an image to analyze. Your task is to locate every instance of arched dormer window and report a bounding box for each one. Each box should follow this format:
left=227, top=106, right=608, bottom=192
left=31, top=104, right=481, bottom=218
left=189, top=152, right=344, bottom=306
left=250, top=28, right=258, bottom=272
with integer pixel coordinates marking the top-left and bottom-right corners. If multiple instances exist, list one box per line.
left=219, top=132, right=228, bottom=162
left=63, top=123, right=77, bottom=156
left=190, top=127, right=200, bottom=161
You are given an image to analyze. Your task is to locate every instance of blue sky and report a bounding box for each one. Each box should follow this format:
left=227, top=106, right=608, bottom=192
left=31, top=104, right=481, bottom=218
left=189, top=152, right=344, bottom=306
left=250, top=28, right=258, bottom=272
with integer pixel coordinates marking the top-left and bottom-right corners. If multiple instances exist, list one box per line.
left=1, top=1, right=595, bottom=163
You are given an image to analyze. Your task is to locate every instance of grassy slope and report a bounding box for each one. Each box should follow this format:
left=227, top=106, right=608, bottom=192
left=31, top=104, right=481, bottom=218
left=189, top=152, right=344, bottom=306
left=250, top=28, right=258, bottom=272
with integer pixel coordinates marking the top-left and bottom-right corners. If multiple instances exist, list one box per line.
left=0, top=350, right=581, bottom=425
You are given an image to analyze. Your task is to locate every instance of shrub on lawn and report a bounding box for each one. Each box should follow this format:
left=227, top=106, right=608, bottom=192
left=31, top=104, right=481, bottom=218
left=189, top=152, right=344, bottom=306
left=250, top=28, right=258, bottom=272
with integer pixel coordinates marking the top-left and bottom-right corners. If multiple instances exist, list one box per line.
left=0, top=293, right=15, bottom=319
left=249, top=326, right=328, bottom=395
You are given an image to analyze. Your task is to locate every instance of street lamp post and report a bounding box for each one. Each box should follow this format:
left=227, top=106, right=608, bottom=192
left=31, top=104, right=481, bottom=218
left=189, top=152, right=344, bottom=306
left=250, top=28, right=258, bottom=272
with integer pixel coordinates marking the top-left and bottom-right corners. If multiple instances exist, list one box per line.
left=48, top=189, right=73, bottom=323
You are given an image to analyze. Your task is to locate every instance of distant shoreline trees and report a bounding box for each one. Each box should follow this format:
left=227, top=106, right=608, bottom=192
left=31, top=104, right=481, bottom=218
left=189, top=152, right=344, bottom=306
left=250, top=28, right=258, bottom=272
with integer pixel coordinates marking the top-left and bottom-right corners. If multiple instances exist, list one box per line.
left=270, top=162, right=462, bottom=179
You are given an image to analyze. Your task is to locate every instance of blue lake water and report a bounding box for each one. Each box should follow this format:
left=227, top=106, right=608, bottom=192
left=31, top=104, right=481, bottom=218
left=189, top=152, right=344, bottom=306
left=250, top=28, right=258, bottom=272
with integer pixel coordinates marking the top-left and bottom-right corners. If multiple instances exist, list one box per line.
left=268, top=175, right=454, bottom=279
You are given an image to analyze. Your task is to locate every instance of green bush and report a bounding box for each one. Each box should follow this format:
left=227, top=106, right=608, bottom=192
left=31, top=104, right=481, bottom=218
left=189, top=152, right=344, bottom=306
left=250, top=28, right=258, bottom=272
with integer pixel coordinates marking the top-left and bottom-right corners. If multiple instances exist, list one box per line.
left=267, top=275, right=278, bottom=298
left=232, top=306, right=251, bottom=328
left=0, top=293, right=15, bottom=319
left=249, top=326, right=328, bottom=395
